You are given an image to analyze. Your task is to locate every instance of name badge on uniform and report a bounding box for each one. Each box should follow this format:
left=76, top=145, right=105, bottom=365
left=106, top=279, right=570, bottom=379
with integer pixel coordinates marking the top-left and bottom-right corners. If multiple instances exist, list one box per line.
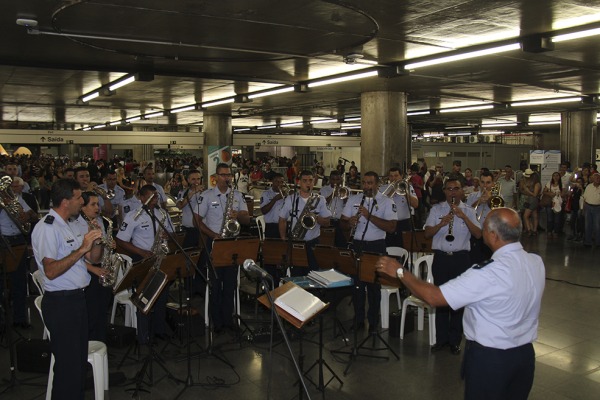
left=211, top=201, right=219, bottom=208
left=141, top=224, right=149, bottom=229
left=66, top=238, right=74, bottom=244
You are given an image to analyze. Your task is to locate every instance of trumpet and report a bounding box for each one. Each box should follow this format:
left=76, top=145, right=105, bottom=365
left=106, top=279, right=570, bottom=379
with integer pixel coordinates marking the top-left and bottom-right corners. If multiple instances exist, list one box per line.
left=382, top=179, right=410, bottom=198
left=279, top=182, right=294, bottom=198
left=475, top=183, right=505, bottom=221
left=89, top=183, right=116, bottom=200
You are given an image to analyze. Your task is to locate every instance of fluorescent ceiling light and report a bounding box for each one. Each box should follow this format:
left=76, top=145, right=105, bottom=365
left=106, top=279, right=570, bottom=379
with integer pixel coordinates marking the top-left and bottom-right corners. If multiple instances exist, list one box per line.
left=171, top=104, right=197, bottom=114
left=511, top=96, right=582, bottom=107
left=308, top=70, right=378, bottom=88
left=344, top=117, right=361, bottom=122
left=125, top=116, right=141, bottom=123
left=280, top=121, right=304, bottom=127
left=440, top=104, right=494, bottom=113
left=447, top=125, right=476, bottom=129
left=478, top=130, right=504, bottom=135
left=341, top=125, right=361, bottom=130
left=108, top=75, right=135, bottom=91
left=552, top=27, right=600, bottom=43
left=312, top=119, right=338, bottom=125
left=407, top=110, right=430, bottom=116
left=447, top=132, right=472, bottom=136
left=257, top=125, right=276, bottom=130
left=404, top=43, right=520, bottom=70
left=81, top=91, right=100, bottom=102
left=423, top=133, right=444, bottom=138
left=144, top=111, right=164, bottom=118
left=92, top=124, right=105, bottom=129
left=234, top=128, right=251, bottom=132
left=82, top=127, right=92, bottom=131
left=529, top=120, right=561, bottom=125
left=481, top=122, right=517, bottom=127
left=248, top=86, right=294, bottom=99
left=330, top=132, right=348, bottom=136
left=202, top=98, right=234, bottom=108
left=109, top=121, right=121, bottom=126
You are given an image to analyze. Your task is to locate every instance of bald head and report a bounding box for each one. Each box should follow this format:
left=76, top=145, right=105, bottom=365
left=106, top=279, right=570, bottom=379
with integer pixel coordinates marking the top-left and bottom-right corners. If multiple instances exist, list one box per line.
left=483, top=208, right=522, bottom=250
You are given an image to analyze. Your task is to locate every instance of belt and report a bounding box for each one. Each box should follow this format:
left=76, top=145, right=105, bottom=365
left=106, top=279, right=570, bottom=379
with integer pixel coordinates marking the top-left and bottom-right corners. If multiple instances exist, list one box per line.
left=466, top=339, right=532, bottom=351
left=586, top=203, right=600, bottom=207
left=434, top=250, right=469, bottom=256
left=45, top=288, right=86, bottom=296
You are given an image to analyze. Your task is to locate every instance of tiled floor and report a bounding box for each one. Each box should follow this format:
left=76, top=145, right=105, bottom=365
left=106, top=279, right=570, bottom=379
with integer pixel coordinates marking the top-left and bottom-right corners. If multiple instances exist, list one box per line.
left=1, top=231, right=599, bottom=399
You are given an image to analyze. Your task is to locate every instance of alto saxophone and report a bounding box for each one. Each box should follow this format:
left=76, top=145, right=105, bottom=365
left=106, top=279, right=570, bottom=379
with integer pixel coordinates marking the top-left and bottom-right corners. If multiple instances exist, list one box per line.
left=220, top=183, right=241, bottom=238
left=291, top=193, right=320, bottom=240
left=98, top=216, right=125, bottom=288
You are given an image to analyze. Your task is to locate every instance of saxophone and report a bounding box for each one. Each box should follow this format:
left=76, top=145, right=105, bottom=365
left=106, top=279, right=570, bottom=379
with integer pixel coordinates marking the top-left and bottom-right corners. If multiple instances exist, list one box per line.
left=98, top=216, right=125, bottom=288
left=149, top=207, right=170, bottom=270
left=0, top=176, right=31, bottom=235
left=220, top=183, right=241, bottom=238
left=291, top=193, right=320, bottom=240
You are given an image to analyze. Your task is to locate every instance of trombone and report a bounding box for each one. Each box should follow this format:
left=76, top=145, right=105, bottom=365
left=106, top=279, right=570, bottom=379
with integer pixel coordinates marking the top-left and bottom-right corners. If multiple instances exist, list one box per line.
left=329, top=184, right=349, bottom=216
left=382, top=179, right=410, bottom=198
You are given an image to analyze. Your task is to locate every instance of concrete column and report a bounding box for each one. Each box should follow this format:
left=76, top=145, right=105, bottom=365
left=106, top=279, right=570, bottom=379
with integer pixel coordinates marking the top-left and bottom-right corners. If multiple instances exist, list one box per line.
left=131, top=145, right=153, bottom=163
left=360, top=91, right=408, bottom=176
left=560, top=110, right=597, bottom=167
left=203, top=111, right=232, bottom=181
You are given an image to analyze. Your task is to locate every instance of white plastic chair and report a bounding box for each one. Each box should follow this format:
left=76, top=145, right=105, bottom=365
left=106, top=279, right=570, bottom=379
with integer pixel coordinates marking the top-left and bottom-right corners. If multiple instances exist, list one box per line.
left=31, top=270, right=45, bottom=295
left=400, top=255, right=436, bottom=345
left=381, top=247, right=408, bottom=329
left=34, top=296, right=109, bottom=400
left=109, top=254, right=137, bottom=330
left=255, top=215, right=266, bottom=242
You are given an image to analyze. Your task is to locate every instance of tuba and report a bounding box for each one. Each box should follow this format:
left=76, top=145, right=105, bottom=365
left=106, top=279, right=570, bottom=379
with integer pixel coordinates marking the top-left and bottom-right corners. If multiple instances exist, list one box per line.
left=220, top=183, right=241, bottom=238
left=291, top=193, right=321, bottom=240
left=0, top=176, right=31, bottom=235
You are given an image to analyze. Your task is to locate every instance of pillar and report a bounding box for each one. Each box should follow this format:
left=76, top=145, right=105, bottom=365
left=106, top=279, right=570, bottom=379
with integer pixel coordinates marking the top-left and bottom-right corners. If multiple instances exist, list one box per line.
left=203, top=111, right=232, bottom=182
left=360, top=92, right=409, bottom=176
left=560, top=110, right=597, bottom=167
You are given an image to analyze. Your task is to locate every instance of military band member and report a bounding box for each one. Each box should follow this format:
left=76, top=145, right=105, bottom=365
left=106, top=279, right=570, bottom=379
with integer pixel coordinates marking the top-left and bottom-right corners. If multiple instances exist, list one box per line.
left=119, top=178, right=141, bottom=224
left=382, top=167, right=419, bottom=248
left=278, top=170, right=331, bottom=273
left=425, top=178, right=481, bottom=355
left=467, top=171, right=495, bottom=263
left=71, top=191, right=112, bottom=342
left=195, top=163, right=251, bottom=331
left=98, top=169, right=126, bottom=218
left=176, top=169, right=204, bottom=249
left=0, top=176, right=36, bottom=327
left=32, top=179, right=103, bottom=399
left=260, top=173, right=285, bottom=239
left=116, top=185, right=175, bottom=343
left=139, top=167, right=168, bottom=209
left=341, top=171, right=396, bottom=332
left=74, top=166, right=114, bottom=217
left=320, top=170, right=348, bottom=247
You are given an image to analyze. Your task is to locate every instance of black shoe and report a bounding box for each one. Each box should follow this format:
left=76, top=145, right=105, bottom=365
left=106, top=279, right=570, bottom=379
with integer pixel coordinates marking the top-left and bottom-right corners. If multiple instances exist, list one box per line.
left=431, top=342, right=449, bottom=353
left=450, top=345, right=461, bottom=355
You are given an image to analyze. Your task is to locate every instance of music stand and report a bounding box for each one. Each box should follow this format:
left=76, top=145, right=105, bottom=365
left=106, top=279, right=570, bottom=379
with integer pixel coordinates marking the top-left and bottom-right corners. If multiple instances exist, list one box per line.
left=113, top=256, right=156, bottom=295
left=262, top=238, right=309, bottom=270
left=211, top=237, right=260, bottom=337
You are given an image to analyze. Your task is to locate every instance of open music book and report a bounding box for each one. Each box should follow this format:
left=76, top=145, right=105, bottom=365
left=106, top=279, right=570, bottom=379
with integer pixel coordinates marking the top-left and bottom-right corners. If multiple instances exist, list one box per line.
left=274, top=285, right=327, bottom=322
left=307, top=269, right=352, bottom=288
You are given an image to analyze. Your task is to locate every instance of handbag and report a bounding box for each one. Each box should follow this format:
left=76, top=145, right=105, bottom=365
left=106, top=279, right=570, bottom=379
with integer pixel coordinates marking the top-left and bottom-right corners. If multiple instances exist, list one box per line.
left=539, top=192, right=553, bottom=208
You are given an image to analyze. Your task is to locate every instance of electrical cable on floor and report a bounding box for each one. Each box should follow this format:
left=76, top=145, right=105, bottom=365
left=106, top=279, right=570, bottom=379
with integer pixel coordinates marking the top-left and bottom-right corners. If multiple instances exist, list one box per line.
left=545, top=277, right=600, bottom=289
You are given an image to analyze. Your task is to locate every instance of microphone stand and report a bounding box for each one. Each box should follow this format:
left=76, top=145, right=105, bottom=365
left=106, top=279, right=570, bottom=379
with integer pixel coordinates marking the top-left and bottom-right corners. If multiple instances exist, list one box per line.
left=259, top=274, right=312, bottom=400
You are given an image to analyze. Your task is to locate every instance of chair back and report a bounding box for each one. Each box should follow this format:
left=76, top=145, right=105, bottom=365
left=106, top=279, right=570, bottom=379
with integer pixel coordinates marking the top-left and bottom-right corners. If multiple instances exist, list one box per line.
left=255, top=215, right=266, bottom=242
left=386, top=246, right=409, bottom=267
left=31, top=270, right=45, bottom=294
left=34, top=295, right=51, bottom=339
left=412, top=255, right=434, bottom=283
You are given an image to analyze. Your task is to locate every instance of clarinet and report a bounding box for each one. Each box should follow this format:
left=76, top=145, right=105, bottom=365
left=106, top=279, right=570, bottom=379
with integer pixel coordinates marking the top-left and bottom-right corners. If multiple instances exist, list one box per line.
left=347, top=194, right=367, bottom=249
left=445, top=197, right=455, bottom=242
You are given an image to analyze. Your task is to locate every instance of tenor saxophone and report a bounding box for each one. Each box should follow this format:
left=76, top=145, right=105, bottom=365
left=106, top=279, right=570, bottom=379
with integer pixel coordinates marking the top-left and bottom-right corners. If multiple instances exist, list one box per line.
left=98, top=216, right=125, bottom=288
left=220, top=183, right=241, bottom=238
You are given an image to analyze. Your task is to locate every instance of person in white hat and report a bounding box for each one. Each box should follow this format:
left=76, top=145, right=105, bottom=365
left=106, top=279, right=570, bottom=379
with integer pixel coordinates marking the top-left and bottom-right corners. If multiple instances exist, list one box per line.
left=519, top=168, right=541, bottom=236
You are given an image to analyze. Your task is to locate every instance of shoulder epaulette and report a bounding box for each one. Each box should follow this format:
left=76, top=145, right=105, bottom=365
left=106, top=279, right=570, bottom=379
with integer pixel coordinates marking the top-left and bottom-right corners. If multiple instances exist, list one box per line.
left=473, top=258, right=494, bottom=269
left=44, top=215, right=55, bottom=224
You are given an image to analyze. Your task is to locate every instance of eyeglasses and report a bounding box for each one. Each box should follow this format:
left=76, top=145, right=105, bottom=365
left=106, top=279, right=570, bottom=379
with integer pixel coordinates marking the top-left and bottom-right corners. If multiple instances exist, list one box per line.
left=445, top=187, right=461, bottom=192
left=217, top=173, right=233, bottom=177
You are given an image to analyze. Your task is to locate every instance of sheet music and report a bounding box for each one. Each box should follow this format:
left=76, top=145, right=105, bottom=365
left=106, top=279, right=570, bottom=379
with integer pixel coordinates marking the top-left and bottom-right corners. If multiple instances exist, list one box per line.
left=274, top=285, right=326, bottom=322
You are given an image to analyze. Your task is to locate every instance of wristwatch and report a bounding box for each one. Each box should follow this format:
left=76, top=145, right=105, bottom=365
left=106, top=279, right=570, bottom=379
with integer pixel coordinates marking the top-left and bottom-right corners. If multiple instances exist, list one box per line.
left=396, top=267, right=404, bottom=279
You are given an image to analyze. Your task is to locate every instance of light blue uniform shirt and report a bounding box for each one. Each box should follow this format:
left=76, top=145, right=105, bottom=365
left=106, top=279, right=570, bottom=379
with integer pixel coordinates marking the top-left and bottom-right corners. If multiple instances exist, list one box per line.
left=425, top=200, right=479, bottom=252
left=120, top=196, right=142, bottom=218
left=379, top=183, right=416, bottom=220
left=260, top=187, right=284, bottom=224
left=32, top=209, right=91, bottom=291
left=440, top=242, right=545, bottom=349
left=0, top=196, right=31, bottom=236
left=151, top=183, right=168, bottom=205
left=320, top=185, right=345, bottom=220
left=196, top=187, right=248, bottom=236
left=279, top=193, right=331, bottom=241
left=116, top=207, right=174, bottom=251
left=177, top=189, right=203, bottom=228
left=342, top=191, right=396, bottom=242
